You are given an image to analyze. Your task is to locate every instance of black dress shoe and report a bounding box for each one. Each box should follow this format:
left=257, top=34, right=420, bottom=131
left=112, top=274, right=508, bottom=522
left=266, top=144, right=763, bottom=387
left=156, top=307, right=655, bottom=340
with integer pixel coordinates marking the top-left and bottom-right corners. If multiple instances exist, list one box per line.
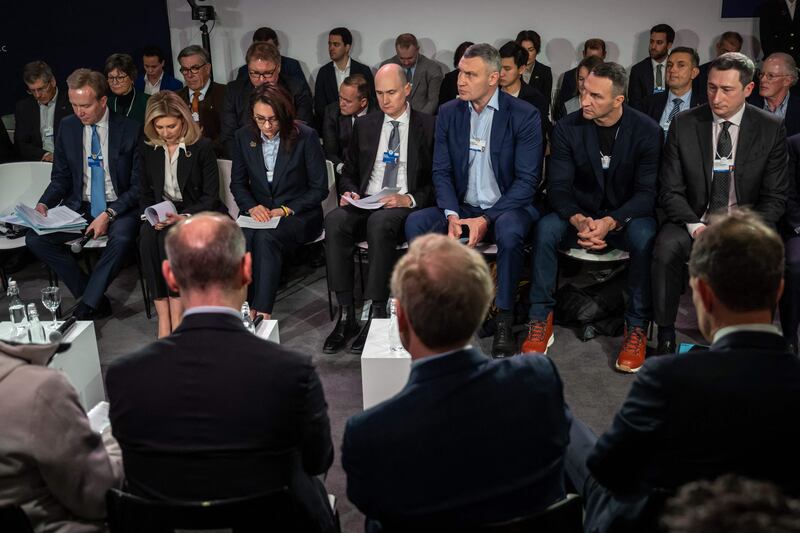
left=491, top=319, right=517, bottom=358
left=349, top=304, right=388, bottom=354
left=323, top=306, right=360, bottom=354
left=72, top=297, right=112, bottom=320
left=656, top=338, right=676, bottom=355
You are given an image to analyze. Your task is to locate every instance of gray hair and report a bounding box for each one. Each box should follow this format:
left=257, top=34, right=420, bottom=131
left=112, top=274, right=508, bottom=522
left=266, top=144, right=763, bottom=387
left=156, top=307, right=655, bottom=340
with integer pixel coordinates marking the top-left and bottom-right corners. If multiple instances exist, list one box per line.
left=23, top=60, right=54, bottom=85
left=590, top=62, right=628, bottom=97
left=165, top=213, right=247, bottom=292
left=177, top=44, right=211, bottom=64
left=462, top=43, right=501, bottom=74
left=710, top=52, right=756, bottom=87
left=765, top=52, right=799, bottom=83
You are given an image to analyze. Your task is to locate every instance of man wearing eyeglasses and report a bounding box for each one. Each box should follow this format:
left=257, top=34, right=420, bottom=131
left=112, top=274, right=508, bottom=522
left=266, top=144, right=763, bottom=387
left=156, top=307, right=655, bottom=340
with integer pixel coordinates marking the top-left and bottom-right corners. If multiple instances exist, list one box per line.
left=14, top=60, right=73, bottom=162
left=748, top=52, right=800, bottom=136
left=219, top=42, right=313, bottom=158
left=175, top=45, right=226, bottom=156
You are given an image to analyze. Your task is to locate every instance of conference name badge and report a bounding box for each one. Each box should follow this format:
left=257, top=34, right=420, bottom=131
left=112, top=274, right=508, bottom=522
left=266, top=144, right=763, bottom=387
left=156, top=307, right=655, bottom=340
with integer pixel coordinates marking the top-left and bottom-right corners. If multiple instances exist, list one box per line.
left=88, top=154, right=103, bottom=168
left=713, top=158, right=733, bottom=173
left=250, top=141, right=257, bottom=148
left=469, top=138, right=486, bottom=153
left=601, top=155, right=611, bottom=170
left=383, top=150, right=399, bottom=164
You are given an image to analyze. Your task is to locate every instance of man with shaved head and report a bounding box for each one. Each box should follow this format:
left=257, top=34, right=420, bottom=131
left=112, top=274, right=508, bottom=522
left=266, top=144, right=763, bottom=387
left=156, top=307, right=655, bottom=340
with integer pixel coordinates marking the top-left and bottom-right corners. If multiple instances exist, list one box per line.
left=323, top=63, right=435, bottom=354
left=107, top=212, right=337, bottom=532
left=342, top=234, right=570, bottom=529
left=749, top=52, right=800, bottom=136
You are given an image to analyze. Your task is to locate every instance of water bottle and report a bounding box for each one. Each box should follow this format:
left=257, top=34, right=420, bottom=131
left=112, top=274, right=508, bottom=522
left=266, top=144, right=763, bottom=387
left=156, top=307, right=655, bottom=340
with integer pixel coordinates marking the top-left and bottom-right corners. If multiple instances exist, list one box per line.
left=387, top=298, right=403, bottom=352
left=241, top=301, right=256, bottom=334
left=27, top=303, right=46, bottom=343
left=7, top=280, right=27, bottom=334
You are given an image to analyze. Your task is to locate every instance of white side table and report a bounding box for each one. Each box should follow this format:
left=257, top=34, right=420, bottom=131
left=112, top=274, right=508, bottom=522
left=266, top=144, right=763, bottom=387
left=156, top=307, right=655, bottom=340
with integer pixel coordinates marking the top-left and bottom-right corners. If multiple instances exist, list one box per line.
left=360, top=318, right=411, bottom=410
left=256, top=319, right=280, bottom=343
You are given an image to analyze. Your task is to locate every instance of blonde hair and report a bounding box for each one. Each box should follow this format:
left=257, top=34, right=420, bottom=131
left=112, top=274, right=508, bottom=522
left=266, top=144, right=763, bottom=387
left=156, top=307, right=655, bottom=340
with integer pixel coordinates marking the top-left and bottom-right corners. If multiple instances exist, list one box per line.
left=143, top=91, right=201, bottom=146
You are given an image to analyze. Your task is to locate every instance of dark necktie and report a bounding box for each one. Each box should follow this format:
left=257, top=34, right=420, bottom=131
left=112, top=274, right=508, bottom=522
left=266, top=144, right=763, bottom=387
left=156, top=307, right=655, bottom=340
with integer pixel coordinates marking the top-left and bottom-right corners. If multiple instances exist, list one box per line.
left=709, top=121, right=733, bottom=214
left=667, top=98, right=682, bottom=122
left=405, top=68, right=413, bottom=83
left=655, top=64, right=663, bottom=90
left=382, top=121, right=400, bottom=188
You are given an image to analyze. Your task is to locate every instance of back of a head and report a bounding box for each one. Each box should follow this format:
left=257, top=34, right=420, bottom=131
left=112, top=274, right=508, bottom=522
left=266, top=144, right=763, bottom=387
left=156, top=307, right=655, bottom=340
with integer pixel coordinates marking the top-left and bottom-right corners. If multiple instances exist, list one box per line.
left=661, top=475, right=800, bottom=533
left=253, top=26, right=278, bottom=45
left=390, top=235, right=493, bottom=350
left=688, top=210, right=784, bottom=313
left=164, top=213, right=246, bottom=293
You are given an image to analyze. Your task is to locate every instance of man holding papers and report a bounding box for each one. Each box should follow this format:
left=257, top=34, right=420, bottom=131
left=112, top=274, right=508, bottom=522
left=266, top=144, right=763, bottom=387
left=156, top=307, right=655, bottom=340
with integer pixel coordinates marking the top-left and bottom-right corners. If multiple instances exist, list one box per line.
left=26, top=69, right=141, bottom=320
left=323, top=63, right=435, bottom=354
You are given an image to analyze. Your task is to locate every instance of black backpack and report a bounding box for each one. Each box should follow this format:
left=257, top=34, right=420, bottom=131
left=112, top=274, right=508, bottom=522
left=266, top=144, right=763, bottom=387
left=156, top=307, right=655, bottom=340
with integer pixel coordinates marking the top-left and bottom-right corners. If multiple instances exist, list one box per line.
left=554, top=265, right=627, bottom=341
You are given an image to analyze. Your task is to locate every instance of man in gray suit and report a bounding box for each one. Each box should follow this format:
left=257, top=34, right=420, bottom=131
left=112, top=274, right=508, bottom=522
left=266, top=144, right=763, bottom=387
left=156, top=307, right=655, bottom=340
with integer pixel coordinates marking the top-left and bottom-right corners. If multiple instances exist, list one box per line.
left=381, top=33, right=443, bottom=114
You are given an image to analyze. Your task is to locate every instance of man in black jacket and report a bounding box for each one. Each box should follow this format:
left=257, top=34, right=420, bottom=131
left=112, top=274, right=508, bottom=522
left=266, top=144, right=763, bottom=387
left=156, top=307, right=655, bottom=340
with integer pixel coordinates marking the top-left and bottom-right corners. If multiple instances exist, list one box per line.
left=107, top=213, right=336, bottom=533
left=567, top=210, right=800, bottom=533
left=628, top=24, right=674, bottom=108
left=498, top=41, right=551, bottom=143
left=322, top=74, right=374, bottom=180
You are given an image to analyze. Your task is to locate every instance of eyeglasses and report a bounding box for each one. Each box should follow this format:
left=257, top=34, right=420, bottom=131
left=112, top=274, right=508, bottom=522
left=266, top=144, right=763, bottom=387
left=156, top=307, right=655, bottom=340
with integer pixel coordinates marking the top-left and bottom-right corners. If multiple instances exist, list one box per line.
left=26, top=85, right=52, bottom=96
left=107, top=74, right=129, bottom=84
left=179, top=62, right=207, bottom=75
left=249, top=70, right=276, bottom=80
left=253, top=115, right=280, bottom=126
left=758, top=72, right=791, bottom=81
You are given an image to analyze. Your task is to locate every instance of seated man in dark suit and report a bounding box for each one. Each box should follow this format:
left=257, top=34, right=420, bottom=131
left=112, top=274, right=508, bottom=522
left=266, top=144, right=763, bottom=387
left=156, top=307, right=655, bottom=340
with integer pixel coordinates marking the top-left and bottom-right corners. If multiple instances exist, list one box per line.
left=405, top=43, right=543, bottom=358
left=498, top=40, right=551, bottom=143
left=692, top=31, right=742, bottom=103
left=220, top=41, right=313, bottom=156
left=134, top=44, right=183, bottom=95
left=14, top=60, right=73, bottom=162
left=176, top=45, right=226, bottom=156
left=314, top=27, right=374, bottom=130
left=780, top=133, right=800, bottom=352
left=516, top=30, right=553, bottom=100
left=381, top=33, right=443, bottom=115
left=235, top=26, right=310, bottom=91
left=438, top=41, right=474, bottom=109
left=107, top=213, right=336, bottom=533
left=342, top=233, right=571, bottom=531
left=323, top=64, right=434, bottom=355
left=523, top=62, right=661, bottom=373
left=322, top=74, right=374, bottom=179
left=652, top=52, right=788, bottom=355
left=628, top=24, right=674, bottom=108
left=749, top=52, right=800, bottom=136
left=26, top=68, right=141, bottom=320
left=638, top=47, right=702, bottom=134
left=567, top=210, right=800, bottom=533
left=555, top=39, right=607, bottom=120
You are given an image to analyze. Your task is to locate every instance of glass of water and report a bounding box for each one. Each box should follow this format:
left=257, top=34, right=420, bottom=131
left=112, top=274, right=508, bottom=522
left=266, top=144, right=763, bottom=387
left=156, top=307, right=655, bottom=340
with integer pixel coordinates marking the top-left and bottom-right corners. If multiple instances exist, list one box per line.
left=40, top=286, right=61, bottom=328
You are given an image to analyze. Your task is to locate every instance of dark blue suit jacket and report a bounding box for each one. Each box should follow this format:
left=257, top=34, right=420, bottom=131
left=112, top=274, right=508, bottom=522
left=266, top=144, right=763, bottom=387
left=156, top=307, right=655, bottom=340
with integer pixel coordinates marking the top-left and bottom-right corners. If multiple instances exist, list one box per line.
left=433, top=90, right=542, bottom=221
left=342, top=348, right=570, bottom=529
left=230, top=123, right=328, bottom=241
left=134, top=73, right=183, bottom=93
left=547, top=105, right=661, bottom=225
left=39, top=112, right=142, bottom=216
left=587, top=330, right=800, bottom=530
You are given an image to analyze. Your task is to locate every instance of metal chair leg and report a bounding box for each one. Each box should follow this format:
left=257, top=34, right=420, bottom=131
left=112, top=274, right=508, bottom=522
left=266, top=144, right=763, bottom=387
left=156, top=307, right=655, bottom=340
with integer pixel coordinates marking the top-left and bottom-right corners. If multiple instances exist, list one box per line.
left=135, top=249, right=152, bottom=319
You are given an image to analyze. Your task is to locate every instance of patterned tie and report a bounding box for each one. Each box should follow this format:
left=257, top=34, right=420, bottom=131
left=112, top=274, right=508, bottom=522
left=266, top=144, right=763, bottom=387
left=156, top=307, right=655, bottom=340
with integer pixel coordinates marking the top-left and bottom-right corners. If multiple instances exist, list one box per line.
left=405, top=68, right=413, bottom=84
left=655, top=64, right=663, bottom=91
left=382, top=121, right=400, bottom=188
left=667, top=98, right=683, bottom=122
left=90, top=125, right=106, bottom=218
left=191, top=91, right=200, bottom=116
left=709, top=121, right=733, bottom=214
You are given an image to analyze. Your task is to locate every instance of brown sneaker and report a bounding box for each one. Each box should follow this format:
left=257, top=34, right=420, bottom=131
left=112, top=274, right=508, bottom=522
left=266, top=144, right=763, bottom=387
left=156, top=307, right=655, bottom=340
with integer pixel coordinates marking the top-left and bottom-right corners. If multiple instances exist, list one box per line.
left=615, top=326, right=648, bottom=373
left=521, top=312, right=555, bottom=354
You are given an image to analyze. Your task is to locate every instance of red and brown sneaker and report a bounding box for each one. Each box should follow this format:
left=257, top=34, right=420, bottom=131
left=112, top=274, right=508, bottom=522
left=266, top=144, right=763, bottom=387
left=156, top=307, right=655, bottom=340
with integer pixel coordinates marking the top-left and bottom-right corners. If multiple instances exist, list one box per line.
left=615, top=326, right=648, bottom=373
left=521, top=312, right=555, bottom=354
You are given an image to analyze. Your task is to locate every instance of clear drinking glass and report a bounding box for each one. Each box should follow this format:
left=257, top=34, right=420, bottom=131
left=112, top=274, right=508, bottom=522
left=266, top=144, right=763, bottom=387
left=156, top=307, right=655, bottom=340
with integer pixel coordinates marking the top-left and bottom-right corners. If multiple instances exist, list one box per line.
left=387, top=298, right=403, bottom=352
left=40, top=286, right=61, bottom=329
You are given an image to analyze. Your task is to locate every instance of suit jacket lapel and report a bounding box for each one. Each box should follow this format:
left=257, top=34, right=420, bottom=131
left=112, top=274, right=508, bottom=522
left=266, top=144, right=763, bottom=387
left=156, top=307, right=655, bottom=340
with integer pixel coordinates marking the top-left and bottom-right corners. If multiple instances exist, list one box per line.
left=696, top=107, right=714, bottom=195
left=489, top=93, right=509, bottom=180
left=407, top=112, right=420, bottom=193
left=734, top=106, right=754, bottom=193
left=246, top=136, right=270, bottom=190
left=456, top=101, right=470, bottom=180
left=107, top=115, right=121, bottom=193
left=177, top=148, right=191, bottom=196
left=361, top=115, right=383, bottom=192
left=272, top=143, right=288, bottom=190
left=608, top=111, right=630, bottom=184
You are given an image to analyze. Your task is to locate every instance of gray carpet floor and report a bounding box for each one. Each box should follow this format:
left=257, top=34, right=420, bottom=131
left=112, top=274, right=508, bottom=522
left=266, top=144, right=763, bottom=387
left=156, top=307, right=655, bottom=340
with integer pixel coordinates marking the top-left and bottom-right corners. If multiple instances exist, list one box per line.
left=5, top=254, right=705, bottom=533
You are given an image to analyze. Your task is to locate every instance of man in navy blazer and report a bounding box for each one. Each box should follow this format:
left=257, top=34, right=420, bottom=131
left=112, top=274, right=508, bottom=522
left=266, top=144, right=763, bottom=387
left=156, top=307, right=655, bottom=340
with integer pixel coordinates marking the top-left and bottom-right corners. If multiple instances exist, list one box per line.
left=636, top=47, right=703, bottom=134
left=26, top=69, right=141, bottom=320
left=627, top=24, right=674, bottom=108
left=342, top=234, right=570, bottom=531
left=567, top=211, right=800, bottom=533
left=313, top=27, right=374, bottom=131
left=405, top=43, right=543, bottom=358
left=134, top=45, right=183, bottom=95
left=523, top=63, right=661, bottom=373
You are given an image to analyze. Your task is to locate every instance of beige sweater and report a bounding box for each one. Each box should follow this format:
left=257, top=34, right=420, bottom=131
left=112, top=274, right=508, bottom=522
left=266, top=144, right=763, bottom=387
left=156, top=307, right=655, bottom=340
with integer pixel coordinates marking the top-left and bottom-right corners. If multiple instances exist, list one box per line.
left=0, top=340, right=122, bottom=532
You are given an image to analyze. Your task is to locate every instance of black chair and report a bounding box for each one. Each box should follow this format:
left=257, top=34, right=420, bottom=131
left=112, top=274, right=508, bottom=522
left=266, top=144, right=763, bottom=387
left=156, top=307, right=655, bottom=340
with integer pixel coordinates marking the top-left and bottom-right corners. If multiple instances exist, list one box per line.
left=0, top=505, right=34, bottom=533
left=106, top=486, right=309, bottom=532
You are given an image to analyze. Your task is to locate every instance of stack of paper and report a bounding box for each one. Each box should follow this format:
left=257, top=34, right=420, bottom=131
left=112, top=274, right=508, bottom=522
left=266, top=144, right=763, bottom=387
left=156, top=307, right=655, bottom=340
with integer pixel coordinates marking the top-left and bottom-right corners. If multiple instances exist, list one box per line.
left=342, top=187, right=400, bottom=210
left=144, top=200, right=177, bottom=226
left=0, top=204, right=87, bottom=235
left=236, top=215, right=281, bottom=229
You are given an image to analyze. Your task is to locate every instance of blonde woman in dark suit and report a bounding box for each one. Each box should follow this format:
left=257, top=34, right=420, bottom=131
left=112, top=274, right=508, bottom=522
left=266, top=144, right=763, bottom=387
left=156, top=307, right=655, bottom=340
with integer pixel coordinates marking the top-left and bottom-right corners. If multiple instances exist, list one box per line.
left=140, top=91, right=224, bottom=337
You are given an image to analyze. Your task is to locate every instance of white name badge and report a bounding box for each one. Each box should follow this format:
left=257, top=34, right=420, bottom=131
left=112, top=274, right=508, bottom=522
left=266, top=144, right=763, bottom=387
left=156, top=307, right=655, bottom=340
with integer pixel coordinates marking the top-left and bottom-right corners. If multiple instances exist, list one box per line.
left=601, top=155, right=611, bottom=170
left=713, top=158, right=734, bottom=173
left=469, top=138, right=486, bottom=152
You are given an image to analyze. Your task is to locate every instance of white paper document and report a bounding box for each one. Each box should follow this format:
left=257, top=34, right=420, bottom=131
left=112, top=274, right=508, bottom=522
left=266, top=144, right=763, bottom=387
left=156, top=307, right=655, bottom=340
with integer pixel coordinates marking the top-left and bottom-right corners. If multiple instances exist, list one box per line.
left=87, top=401, right=110, bottom=434
left=342, top=187, right=401, bottom=210
left=236, top=215, right=281, bottom=229
left=66, top=234, right=108, bottom=249
left=11, top=204, right=87, bottom=235
left=144, top=200, right=177, bottom=226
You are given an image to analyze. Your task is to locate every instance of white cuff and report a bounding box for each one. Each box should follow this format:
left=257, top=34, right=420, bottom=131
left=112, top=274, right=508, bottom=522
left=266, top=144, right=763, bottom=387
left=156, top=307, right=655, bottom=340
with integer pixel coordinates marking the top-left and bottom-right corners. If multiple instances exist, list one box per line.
left=686, top=222, right=706, bottom=239
left=444, top=209, right=458, bottom=220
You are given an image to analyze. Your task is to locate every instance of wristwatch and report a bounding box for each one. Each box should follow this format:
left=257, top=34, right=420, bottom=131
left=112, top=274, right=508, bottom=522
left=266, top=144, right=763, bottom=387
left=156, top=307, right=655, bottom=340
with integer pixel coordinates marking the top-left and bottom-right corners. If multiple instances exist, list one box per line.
left=104, top=207, right=117, bottom=222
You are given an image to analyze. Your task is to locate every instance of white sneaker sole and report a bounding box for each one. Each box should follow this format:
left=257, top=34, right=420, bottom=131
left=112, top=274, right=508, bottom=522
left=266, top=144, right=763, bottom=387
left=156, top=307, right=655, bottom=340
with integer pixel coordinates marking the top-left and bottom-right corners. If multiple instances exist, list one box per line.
left=615, top=360, right=643, bottom=373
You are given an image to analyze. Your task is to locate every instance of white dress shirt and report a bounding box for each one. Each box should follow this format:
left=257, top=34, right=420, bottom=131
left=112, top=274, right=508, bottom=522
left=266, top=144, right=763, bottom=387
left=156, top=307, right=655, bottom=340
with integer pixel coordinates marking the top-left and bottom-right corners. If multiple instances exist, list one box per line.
left=39, top=89, right=58, bottom=153
left=144, top=73, right=164, bottom=95
left=334, top=57, right=351, bottom=90
left=161, top=143, right=186, bottom=202
left=81, top=108, right=118, bottom=203
left=366, top=104, right=411, bottom=196
left=651, top=58, right=668, bottom=91
left=687, top=103, right=745, bottom=237
left=193, top=78, right=212, bottom=102
left=787, top=0, right=797, bottom=19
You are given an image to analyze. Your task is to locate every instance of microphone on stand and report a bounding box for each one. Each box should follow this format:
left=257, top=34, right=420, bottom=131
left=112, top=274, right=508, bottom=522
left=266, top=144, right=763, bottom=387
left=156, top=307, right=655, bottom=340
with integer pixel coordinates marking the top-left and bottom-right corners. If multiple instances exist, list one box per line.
left=70, top=230, right=95, bottom=254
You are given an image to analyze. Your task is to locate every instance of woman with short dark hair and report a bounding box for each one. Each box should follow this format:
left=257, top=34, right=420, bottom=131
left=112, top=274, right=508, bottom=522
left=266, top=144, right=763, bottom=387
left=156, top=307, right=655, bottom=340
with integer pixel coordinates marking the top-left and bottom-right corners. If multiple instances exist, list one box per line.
left=104, top=53, right=149, bottom=124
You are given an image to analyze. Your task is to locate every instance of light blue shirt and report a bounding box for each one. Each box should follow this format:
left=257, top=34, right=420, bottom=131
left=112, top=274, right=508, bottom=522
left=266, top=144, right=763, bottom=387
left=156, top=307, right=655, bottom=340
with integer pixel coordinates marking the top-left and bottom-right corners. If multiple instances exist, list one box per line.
left=261, top=132, right=280, bottom=183
left=763, top=93, right=790, bottom=119
left=659, top=90, right=693, bottom=132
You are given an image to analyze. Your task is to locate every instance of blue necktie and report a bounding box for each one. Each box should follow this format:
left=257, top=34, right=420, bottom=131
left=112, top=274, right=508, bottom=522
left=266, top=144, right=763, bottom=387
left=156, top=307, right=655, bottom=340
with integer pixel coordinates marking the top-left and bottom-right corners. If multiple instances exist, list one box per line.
left=90, top=125, right=106, bottom=218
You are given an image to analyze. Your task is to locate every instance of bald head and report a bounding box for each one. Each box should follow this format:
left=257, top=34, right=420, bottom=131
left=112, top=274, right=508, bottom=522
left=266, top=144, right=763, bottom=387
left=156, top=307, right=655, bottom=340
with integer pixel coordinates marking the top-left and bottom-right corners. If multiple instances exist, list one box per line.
left=375, top=63, right=411, bottom=118
left=377, top=63, right=407, bottom=86
left=164, top=212, right=247, bottom=293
